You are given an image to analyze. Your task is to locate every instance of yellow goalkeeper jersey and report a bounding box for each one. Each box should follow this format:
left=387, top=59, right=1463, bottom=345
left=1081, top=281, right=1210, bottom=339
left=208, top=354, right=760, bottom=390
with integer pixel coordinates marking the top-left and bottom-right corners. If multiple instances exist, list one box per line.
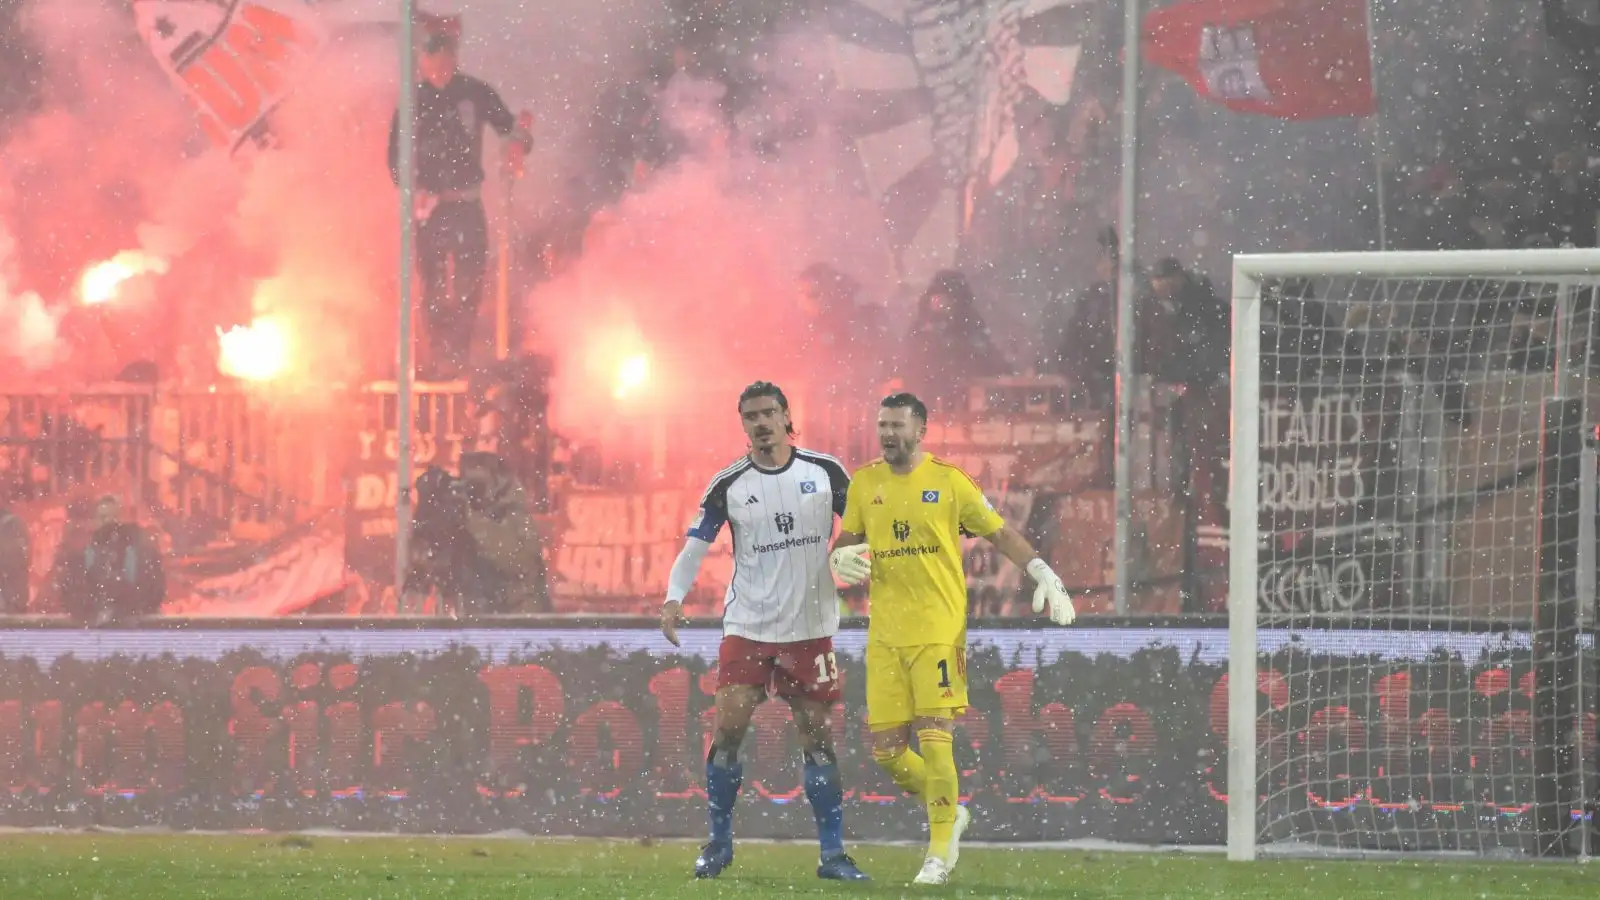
left=840, top=454, right=1005, bottom=648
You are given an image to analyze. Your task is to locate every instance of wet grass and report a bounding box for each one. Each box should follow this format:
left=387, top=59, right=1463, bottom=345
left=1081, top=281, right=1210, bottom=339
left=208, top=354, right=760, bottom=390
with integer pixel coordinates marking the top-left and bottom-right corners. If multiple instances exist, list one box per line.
left=0, top=832, right=1590, bottom=898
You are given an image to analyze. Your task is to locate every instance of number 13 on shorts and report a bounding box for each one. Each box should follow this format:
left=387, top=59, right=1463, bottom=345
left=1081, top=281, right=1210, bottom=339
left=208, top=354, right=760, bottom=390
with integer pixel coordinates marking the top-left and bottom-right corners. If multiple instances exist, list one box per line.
left=813, top=651, right=838, bottom=686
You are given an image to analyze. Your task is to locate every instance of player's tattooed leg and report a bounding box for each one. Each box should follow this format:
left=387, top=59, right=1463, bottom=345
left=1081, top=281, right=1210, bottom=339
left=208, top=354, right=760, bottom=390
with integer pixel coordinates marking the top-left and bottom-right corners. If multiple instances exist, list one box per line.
left=791, top=699, right=868, bottom=881
left=792, top=701, right=845, bottom=857
left=697, top=685, right=760, bottom=878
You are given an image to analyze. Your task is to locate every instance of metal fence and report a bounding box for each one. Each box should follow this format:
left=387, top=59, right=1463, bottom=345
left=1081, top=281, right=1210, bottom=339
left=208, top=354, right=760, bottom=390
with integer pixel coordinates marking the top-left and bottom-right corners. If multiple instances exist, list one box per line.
left=1, top=387, right=343, bottom=532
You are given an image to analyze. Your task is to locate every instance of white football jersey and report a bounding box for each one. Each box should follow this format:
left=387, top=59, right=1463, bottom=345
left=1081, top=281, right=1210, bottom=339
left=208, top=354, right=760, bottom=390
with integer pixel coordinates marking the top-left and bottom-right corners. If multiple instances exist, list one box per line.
left=687, top=449, right=849, bottom=643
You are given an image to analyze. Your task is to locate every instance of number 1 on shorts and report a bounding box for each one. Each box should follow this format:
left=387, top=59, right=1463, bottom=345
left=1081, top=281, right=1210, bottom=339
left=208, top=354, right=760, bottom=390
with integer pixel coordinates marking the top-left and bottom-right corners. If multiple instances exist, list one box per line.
left=936, top=658, right=951, bottom=688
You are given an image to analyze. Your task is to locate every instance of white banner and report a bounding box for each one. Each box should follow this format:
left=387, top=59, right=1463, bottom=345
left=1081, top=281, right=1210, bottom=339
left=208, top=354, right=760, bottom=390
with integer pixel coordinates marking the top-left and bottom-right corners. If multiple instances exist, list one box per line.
left=822, top=0, right=1090, bottom=284
left=132, top=0, right=329, bottom=153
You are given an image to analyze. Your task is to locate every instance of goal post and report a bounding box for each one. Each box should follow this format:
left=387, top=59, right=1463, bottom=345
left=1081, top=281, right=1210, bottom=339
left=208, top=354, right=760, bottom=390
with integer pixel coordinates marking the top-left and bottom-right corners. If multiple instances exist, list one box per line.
left=1227, top=249, right=1600, bottom=861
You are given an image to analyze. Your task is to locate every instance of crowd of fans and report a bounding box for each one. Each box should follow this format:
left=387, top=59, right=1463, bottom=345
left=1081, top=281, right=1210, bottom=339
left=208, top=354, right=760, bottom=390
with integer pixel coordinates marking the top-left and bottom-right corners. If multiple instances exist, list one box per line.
left=4, top=0, right=1591, bottom=414
left=6, top=0, right=1600, bottom=617
left=526, top=0, right=1600, bottom=420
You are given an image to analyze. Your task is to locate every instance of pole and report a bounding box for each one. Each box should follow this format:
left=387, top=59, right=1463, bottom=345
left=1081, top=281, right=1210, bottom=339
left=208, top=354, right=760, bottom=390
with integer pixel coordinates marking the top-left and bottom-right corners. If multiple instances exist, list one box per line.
left=1362, top=0, right=1388, bottom=251
left=1226, top=265, right=1263, bottom=861
left=1113, top=0, right=1141, bottom=616
left=494, top=169, right=512, bottom=360
left=1533, top=392, right=1583, bottom=856
left=1532, top=283, right=1584, bottom=856
left=395, top=0, right=417, bottom=597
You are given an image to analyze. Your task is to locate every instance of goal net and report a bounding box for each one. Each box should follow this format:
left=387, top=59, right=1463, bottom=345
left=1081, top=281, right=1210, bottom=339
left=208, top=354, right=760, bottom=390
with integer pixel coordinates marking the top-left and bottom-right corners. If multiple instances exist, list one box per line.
left=1227, top=249, right=1600, bottom=860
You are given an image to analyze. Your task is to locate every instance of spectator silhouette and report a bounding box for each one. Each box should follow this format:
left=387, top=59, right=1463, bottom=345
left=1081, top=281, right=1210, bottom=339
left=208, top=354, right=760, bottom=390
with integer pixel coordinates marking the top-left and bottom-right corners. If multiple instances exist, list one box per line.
left=53, top=496, right=164, bottom=625
left=902, top=270, right=1009, bottom=413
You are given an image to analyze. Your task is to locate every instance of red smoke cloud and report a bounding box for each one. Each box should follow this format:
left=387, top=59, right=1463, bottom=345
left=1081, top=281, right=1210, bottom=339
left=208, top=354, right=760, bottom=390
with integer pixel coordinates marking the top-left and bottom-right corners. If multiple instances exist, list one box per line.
left=0, top=1, right=399, bottom=390
left=0, top=0, right=895, bottom=476
left=523, top=25, right=896, bottom=475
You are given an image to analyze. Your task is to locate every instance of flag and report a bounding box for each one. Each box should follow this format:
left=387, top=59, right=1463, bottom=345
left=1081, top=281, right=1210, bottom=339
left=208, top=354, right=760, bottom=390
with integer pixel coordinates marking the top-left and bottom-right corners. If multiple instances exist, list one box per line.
left=133, top=1, right=411, bottom=156
left=133, top=1, right=328, bottom=154
left=819, top=0, right=1096, bottom=288
left=1142, top=0, right=1375, bottom=120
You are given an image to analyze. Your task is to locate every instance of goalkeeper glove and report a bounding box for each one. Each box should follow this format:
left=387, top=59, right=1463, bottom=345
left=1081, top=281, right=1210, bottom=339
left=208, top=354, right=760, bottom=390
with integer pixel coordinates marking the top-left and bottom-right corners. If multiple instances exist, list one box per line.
left=1026, top=558, right=1076, bottom=625
left=829, top=544, right=872, bottom=585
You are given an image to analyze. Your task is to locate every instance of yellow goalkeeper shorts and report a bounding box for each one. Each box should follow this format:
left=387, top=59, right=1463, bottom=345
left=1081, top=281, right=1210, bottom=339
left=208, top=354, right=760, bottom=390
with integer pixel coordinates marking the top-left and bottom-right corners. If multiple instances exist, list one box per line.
left=865, top=640, right=968, bottom=729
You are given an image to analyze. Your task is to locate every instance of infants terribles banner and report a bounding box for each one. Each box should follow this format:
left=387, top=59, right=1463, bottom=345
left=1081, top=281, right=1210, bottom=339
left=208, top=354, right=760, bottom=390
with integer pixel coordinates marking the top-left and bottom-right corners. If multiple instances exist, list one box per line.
left=1255, top=378, right=1408, bottom=615
left=0, top=626, right=1584, bottom=850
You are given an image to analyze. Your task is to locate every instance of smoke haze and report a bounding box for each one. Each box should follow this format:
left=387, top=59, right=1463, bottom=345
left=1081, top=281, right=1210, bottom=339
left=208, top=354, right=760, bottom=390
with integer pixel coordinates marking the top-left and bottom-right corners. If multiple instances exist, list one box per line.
left=525, top=18, right=898, bottom=453
left=0, top=0, right=897, bottom=470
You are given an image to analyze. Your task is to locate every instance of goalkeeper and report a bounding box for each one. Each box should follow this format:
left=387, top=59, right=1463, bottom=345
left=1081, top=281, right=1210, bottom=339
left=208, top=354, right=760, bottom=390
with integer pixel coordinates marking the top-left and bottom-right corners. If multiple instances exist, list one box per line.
left=828, top=392, right=1075, bottom=886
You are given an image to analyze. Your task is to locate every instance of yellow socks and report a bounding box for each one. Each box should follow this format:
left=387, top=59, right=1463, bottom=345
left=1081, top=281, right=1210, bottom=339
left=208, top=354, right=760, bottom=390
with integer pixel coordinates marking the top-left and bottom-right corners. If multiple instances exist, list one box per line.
left=871, top=745, right=927, bottom=796
left=918, top=728, right=958, bottom=860
left=873, top=728, right=961, bottom=861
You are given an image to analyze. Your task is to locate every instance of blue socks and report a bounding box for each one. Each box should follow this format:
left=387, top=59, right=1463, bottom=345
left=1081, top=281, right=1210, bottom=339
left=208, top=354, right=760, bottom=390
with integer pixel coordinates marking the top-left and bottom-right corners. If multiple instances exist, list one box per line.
left=705, top=746, right=743, bottom=846
left=804, top=748, right=845, bottom=856
left=706, top=744, right=845, bottom=856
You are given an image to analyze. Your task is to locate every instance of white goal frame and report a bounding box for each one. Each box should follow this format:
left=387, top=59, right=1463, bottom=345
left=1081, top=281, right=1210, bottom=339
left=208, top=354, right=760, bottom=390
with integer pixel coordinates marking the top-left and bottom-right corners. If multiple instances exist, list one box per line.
left=1227, top=248, right=1600, bottom=861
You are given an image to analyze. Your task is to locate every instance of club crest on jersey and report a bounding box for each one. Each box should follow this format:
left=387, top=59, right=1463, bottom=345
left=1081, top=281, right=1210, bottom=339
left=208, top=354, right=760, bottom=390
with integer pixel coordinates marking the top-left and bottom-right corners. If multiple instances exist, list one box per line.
left=892, top=520, right=911, bottom=542
left=921, top=490, right=940, bottom=503
left=800, top=481, right=817, bottom=494
left=774, top=511, right=795, bottom=534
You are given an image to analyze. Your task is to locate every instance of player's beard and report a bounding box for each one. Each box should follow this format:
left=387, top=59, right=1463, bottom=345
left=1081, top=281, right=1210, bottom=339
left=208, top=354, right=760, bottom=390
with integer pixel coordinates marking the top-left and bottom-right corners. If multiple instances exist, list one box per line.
left=881, top=439, right=911, bottom=466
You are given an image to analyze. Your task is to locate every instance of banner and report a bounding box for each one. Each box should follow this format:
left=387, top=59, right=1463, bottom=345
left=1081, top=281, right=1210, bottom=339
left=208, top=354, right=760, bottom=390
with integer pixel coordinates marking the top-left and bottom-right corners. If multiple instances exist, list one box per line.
left=961, top=489, right=1034, bottom=614
left=1256, top=378, right=1408, bottom=614
left=0, top=625, right=1581, bottom=849
left=343, top=417, right=469, bottom=593
left=133, top=0, right=328, bottom=153
left=160, top=515, right=350, bottom=617
left=1142, top=0, right=1376, bottom=121
left=10, top=487, right=346, bottom=617
left=551, top=487, right=1029, bottom=615
left=821, top=0, right=1097, bottom=284
left=927, top=412, right=1105, bottom=493
left=331, top=401, right=1071, bottom=614
left=1036, top=490, right=1185, bottom=615
left=548, top=489, right=732, bottom=614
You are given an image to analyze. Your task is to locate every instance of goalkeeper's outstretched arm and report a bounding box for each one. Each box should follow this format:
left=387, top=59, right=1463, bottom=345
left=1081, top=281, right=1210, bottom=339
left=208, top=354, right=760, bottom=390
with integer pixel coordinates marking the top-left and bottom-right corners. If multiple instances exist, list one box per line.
left=984, top=525, right=1043, bottom=571
left=984, top=526, right=1076, bottom=625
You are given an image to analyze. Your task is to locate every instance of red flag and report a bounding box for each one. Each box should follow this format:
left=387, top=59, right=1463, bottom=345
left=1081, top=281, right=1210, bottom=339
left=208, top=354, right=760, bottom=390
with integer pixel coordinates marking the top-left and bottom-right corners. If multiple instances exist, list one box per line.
left=1142, top=0, right=1375, bottom=120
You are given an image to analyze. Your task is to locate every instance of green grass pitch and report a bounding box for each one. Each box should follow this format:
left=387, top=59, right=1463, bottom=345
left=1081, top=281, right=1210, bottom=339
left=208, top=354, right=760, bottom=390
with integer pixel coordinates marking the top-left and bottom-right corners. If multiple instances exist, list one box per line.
left=0, top=833, right=1591, bottom=899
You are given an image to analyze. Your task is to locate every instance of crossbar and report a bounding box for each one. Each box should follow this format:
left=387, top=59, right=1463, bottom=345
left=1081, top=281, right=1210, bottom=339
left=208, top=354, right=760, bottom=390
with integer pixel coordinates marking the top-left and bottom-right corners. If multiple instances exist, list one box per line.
left=1235, top=249, right=1600, bottom=280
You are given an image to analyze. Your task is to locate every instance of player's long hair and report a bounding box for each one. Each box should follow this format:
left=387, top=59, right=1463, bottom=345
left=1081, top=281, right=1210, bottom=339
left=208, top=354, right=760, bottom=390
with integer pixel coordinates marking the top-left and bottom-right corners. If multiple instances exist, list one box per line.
left=737, top=381, right=797, bottom=436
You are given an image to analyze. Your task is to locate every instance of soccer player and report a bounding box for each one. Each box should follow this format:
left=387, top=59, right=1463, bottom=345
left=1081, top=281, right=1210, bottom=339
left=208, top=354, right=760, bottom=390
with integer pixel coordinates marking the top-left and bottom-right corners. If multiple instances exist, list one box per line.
left=660, top=381, right=869, bottom=882
left=828, top=392, right=1075, bottom=885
